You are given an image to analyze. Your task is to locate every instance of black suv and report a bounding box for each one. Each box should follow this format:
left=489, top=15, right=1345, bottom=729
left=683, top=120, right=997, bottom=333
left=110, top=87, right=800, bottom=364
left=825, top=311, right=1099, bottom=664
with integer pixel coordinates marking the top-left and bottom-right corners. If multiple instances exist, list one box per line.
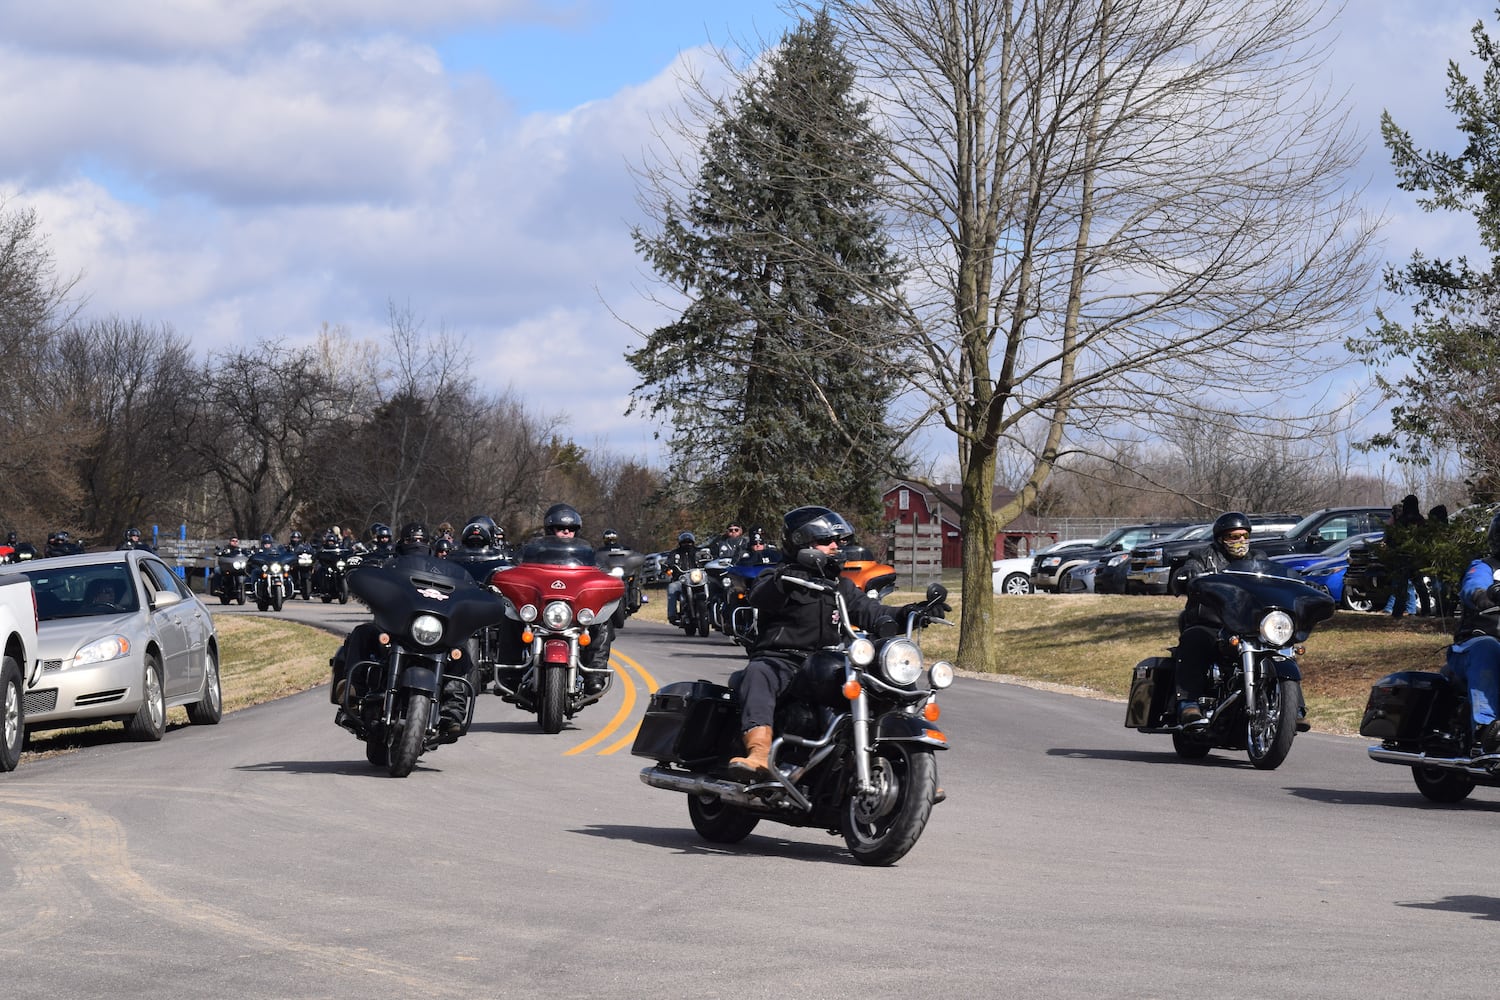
left=1033, top=522, right=1194, bottom=594
left=1251, top=506, right=1393, bottom=558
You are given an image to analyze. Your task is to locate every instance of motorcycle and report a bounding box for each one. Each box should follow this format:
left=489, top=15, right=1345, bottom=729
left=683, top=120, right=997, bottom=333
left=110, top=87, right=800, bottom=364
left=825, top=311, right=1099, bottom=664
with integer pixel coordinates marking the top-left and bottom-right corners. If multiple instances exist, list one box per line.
left=842, top=547, right=898, bottom=600
left=634, top=579, right=954, bottom=866
left=595, top=548, right=647, bottom=629
left=721, top=555, right=782, bottom=645
left=250, top=549, right=293, bottom=612
left=1124, top=565, right=1334, bottom=769
left=702, top=556, right=736, bottom=632
left=332, top=554, right=508, bottom=777
left=312, top=547, right=352, bottom=604
left=213, top=550, right=250, bottom=605
left=1360, top=614, right=1500, bottom=802
left=485, top=536, right=625, bottom=733
left=291, top=546, right=315, bottom=600
left=670, top=563, right=714, bottom=638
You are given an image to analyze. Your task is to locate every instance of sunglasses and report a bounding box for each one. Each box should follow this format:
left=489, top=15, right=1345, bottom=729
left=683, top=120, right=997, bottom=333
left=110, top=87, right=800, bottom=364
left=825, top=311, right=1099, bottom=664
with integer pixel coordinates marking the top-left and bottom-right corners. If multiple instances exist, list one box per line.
left=1223, top=531, right=1250, bottom=541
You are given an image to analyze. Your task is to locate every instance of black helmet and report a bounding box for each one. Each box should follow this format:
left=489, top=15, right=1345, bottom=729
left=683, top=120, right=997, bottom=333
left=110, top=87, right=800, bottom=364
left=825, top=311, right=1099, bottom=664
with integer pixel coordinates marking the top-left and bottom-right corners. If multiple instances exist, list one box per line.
left=1211, top=512, right=1252, bottom=539
left=322, top=530, right=339, bottom=546
left=462, top=515, right=496, bottom=549
left=370, top=522, right=392, bottom=544
left=1488, top=510, right=1500, bottom=559
left=602, top=528, right=619, bottom=545
left=677, top=531, right=696, bottom=546
left=433, top=537, right=454, bottom=557
left=543, top=503, right=582, bottom=534
left=783, top=505, right=855, bottom=553
left=125, top=527, right=142, bottom=542
left=400, top=522, right=429, bottom=545
left=289, top=530, right=304, bottom=544
left=260, top=533, right=275, bottom=548
left=748, top=526, right=768, bottom=546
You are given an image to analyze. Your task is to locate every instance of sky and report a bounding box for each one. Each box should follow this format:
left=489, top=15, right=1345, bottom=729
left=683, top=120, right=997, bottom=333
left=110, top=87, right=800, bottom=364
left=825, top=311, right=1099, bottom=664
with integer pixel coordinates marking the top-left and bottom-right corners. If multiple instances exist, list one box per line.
left=0, top=1, right=1492, bottom=475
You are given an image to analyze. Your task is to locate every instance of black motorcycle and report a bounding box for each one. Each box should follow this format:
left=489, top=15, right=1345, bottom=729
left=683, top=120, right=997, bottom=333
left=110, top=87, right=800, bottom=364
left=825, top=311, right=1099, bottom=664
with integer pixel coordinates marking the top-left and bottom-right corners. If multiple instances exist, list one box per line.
left=213, top=550, right=250, bottom=605
left=290, top=545, right=315, bottom=600
left=596, top=548, right=646, bottom=628
left=634, top=580, right=954, bottom=866
left=332, top=555, right=509, bottom=777
left=312, top=547, right=351, bottom=604
left=1360, top=615, right=1500, bottom=802
left=250, top=549, right=293, bottom=612
left=1125, top=565, right=1335, bottom=769
left=670, top=563, right=713, bottom=638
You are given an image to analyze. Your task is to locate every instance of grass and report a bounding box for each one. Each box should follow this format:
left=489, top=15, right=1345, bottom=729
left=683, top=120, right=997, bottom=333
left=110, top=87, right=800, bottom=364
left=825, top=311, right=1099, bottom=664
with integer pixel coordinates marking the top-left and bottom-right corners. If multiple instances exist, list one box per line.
left=22, top=612, right=342, bottom=758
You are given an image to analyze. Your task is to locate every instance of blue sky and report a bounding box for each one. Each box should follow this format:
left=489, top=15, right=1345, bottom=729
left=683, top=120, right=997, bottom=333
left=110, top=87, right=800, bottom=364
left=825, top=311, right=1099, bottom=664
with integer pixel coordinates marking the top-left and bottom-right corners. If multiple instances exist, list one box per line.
left=0, top=1, right=1491, bottom=479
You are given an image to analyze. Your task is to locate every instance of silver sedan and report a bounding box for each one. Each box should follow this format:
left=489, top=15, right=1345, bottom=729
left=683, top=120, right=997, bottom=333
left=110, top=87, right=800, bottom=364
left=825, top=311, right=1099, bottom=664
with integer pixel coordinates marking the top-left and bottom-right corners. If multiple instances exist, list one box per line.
left=0, top=549, right=222, bottom=740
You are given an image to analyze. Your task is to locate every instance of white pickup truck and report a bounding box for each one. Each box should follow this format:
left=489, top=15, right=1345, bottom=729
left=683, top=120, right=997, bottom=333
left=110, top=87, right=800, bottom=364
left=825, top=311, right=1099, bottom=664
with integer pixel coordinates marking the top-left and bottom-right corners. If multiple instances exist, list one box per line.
left=0, top=572, right=39, bottom=772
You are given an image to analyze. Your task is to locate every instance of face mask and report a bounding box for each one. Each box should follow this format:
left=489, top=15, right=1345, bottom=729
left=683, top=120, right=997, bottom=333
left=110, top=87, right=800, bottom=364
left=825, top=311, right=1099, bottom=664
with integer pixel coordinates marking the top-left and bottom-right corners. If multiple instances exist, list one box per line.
left=1223, top=536, right=1250, bottom=559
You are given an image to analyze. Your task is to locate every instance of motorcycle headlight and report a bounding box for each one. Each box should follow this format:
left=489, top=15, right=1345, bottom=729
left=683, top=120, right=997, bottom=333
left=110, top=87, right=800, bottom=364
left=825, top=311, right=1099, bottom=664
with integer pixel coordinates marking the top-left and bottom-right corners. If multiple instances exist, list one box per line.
left=336, top=559, right=347, bottom=569
left=577, top=607, right=596, bottom=625
left=519, top=603, right=538, bottom=622
left=74, top=634, right=131, bottom=666
left=411, top=614, right=444, bottom=646
left=1259, top=610, right=1295, bottom=647
left=849, top=637, right=876, bottom=666
left=270, top=562, right=284, bottom=574
left=542, top=601, right=572, bottom=630
left=687, top=568, right=705, bottom=585
left=608, top=566, right=625, bottom=578
left=880, top=639, right=924, bottom=686
left=232, top=558, right=247, bottom=570
left=929, top=660, right=955, bottom=689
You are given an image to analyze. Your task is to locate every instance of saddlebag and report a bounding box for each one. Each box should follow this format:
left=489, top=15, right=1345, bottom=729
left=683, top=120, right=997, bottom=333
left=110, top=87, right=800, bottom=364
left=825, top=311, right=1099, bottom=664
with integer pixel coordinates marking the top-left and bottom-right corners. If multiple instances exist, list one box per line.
left=631, top=680, right=737, bottom=765
left=1360, top=670, right=1449, bottom=741
left=1124, top=656, right=1175, bottom=729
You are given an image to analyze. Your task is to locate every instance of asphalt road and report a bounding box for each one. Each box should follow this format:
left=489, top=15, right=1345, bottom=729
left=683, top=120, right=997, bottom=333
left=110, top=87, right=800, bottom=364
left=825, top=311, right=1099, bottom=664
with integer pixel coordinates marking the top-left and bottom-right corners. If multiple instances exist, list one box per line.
left=2, top=606, right=1498, bottom=999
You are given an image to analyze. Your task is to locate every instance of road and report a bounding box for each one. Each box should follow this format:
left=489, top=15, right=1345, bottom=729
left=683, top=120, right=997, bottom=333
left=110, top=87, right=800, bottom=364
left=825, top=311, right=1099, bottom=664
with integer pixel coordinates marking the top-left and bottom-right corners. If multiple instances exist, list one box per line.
left=2, top=606, right=1498, bottom=999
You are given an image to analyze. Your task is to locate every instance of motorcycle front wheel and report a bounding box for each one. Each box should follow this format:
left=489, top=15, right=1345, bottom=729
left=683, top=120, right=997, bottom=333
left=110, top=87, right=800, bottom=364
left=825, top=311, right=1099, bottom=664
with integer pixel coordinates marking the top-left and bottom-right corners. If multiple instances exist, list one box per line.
left=271, top=587, right=284, bottom=612
left=538, top=665, right=566, bottom=734
left=387, top=692, right=431, bottom=778
left=337, top=577, right=350, bottom=604
left=841, top=743, right=938, bottom=866
left=688, top=793, right=759, bottom=843
left=1246, top=677, right=1299, bottom=770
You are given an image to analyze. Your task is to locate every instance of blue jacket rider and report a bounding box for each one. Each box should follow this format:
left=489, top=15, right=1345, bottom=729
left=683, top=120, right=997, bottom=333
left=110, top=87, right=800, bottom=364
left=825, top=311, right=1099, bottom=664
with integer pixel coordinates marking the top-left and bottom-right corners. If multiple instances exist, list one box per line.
left=1446, top=510, right=1500, bottom=754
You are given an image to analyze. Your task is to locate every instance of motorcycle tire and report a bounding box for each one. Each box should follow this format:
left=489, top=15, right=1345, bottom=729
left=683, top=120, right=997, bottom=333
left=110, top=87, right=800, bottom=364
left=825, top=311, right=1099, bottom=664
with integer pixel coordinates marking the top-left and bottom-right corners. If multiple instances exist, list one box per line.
left=321, top=591, right=332, bottom=604
left=687, top=793, right=760, bottom=843
left=538, top=665, right=566, bottom=734
left=388, top=692, right=431, bottom=778
left=841, top=743, right=938, bottom=866
left=256, top=593, right=269, bottom=612
left=1412, top=765, right=1476, bottom=803
left=1246, top=677, right=1298, bottom=770
left=365, top=725, right=390, bottom=767
left=218, top=590, right=230, bottom=606
left=236, top=586, right=246, bottom=606
left=612, top=604, right=627, bottom=629
left=271, top=588, right=284, bottom=612
left=1171, top=731, right=1212, bottom=759
left=338, top=577, right=350, bottom=605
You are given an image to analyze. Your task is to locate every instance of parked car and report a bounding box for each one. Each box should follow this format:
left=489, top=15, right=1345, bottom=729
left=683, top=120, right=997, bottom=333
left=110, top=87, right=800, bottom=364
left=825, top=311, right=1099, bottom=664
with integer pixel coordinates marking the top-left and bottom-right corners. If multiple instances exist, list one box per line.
left=0, top=549, right=223, bottom=741
left=992, top=557, right=1035, bottom=595
left=1270, top=530, right=1383, bottom=576
left=1251, top=506, right=1393, bottom=558
left=640, top=551, right=670, bottom=586
left=1128, top=514, right=1303, bottom=596
left=1034, top=524, right=1193, bottom=594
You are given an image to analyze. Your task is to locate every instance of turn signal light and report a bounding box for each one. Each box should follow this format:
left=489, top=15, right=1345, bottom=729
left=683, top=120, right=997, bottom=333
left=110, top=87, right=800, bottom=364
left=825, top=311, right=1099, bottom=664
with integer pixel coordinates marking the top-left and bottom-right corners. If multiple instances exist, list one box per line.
left=378, top=632, right=391, bottom=646
left=521, top=629, right=534, bottom=644
left=579, top=632, right=592, bottom=647
left=842, top=679, right=862, bottom=700
left=923, top=701, right=941, bottom=722
left=924, top=728, right=947, bottom=744
left=449, top=648, right=463, bottom=660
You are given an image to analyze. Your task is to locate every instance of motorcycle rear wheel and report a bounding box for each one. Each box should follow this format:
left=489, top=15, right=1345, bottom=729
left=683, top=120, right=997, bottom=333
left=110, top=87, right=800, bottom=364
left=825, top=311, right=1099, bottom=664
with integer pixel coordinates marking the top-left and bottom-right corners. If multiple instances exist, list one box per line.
left=1171, top=731, right=1213, bottom=759
left=841, top=743, right=938, bottom=867
left=687, top=793, right=759, bottom=843
left=1246, top=677, right=1298, bottom=770
left=538, top=665, right=566, bottom=734
left=388, top=693, right=431, bottom=778
left=1412, top=765, right=1476, bottom=803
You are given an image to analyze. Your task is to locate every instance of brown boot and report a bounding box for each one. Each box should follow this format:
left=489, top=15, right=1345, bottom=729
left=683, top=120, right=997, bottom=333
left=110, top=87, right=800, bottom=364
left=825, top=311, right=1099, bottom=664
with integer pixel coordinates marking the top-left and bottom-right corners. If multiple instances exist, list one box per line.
left=728, top=726, right=772, bottom=776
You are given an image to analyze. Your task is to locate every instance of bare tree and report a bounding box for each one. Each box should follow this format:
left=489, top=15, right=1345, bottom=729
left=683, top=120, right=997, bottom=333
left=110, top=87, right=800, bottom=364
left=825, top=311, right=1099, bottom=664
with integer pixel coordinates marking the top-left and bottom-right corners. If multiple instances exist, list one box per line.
left=786, top=0, right=1378, bottom=670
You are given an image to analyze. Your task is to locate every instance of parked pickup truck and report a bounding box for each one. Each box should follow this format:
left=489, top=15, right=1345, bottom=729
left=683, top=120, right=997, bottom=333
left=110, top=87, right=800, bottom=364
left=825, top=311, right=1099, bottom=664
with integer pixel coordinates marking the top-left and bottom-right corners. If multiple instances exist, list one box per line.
left=0, top=572, right=39, bottom=772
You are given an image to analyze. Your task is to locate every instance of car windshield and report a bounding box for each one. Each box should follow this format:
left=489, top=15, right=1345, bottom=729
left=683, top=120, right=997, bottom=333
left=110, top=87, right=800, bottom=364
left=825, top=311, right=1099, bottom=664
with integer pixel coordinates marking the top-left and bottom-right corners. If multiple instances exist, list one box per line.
left=19, top=563, right=141, bottom=619
left=1093, top=527, right=1132, bottom=548
left=1163, top=523, right=1212, bottom=542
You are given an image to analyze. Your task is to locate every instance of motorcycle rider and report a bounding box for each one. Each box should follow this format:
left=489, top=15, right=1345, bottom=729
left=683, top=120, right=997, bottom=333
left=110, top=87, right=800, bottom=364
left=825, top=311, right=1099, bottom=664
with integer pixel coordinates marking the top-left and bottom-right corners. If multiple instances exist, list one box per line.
left=364, top=522, right=394, bottom=565
left=729, top=505, right=943, bottom=776
left=707, top=522, right=749, bottom=562
left=736, top=525, right=780, bottom=567
left=1444, top=509, right=1500, bottom=754
left=600, top=528, right=628, bottom=553
left=536, top=503, right=611, bottom=693
left=45, top=530, right=85, bottom=558
left=1172, top=511, right=1277, bottom=726
left=665, top=531, right=699, bottom=625
left=118, top=527, right=150, bottom=551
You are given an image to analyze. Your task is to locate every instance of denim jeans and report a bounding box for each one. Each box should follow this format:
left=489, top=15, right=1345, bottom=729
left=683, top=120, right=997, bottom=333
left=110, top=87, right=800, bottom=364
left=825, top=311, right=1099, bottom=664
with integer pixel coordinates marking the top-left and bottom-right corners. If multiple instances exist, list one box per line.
left=1447, top=635, right=1500, bottom=727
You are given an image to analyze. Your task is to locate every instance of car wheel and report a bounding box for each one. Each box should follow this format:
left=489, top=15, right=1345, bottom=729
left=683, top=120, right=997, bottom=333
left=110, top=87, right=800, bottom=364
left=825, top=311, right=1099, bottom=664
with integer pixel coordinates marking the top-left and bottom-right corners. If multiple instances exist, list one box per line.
left=124, top=655, right=166, bottom=741
left=1001, top=572, right=1033, bottom=596
left=186, top=647, right=223, bottom=726
left=0, top=656, right=23, bottom=771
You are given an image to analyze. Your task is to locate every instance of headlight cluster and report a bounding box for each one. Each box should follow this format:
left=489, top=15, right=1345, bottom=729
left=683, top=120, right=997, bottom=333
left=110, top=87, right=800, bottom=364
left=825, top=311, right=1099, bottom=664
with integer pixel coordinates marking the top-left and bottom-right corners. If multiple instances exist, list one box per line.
left=687, top=568, right=705, bottom=585
left=410, top=614, right=444, bottom=646
left=542, top=601, right=572, bottom=629
left=880, top=638, right=924, bottom=686
left=74, top=634, right=131, bottom=666
left=929, top=660, right=955, bottom=689
left=1259, top=610, right=1295, bottom=647
left=1107, top=553, right=1128, bottom=567
left=270, top=562, right=284, bottom=574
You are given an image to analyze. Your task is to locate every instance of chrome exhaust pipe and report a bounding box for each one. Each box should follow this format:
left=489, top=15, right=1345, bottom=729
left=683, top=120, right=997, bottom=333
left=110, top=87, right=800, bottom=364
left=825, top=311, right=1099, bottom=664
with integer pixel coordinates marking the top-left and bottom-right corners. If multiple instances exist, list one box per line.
left=1368, top=745, right=1498, bottom=776
left=639, top=766, right=764, bottom=808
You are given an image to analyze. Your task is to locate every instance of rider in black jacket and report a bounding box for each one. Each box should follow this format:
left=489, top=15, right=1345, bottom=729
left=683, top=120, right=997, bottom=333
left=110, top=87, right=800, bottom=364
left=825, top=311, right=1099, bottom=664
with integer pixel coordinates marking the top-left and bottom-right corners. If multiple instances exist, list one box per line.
left=730, top=505, right=936, bottom=776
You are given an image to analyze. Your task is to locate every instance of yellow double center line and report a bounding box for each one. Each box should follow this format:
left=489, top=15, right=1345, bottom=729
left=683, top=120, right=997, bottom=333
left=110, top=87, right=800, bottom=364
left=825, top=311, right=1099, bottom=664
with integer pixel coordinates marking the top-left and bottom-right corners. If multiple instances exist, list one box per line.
left=563, top=648, right=659, bottom=756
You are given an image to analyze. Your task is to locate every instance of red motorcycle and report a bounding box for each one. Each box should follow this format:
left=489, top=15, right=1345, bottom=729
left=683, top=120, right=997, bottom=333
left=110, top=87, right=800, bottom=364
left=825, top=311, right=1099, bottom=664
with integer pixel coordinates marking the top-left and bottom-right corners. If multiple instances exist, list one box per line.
left=486, top=537, right=625, bottom=733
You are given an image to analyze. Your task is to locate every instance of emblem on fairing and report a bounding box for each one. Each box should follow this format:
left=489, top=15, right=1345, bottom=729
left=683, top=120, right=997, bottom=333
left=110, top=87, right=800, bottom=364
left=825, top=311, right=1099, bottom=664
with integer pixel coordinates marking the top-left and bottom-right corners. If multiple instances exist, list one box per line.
left=551, top=580, right=567, bottom=589
left=416, top=587, right=449, bottom=600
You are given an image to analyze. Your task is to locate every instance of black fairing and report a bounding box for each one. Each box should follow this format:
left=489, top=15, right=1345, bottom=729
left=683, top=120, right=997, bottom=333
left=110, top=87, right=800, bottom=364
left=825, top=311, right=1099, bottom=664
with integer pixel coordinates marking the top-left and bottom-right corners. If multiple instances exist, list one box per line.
left=1186, top=568, right=1335, bottom=641
left=518, top=537, right=596, bottom=567
left=349, top=554, right=509, bottom=645
left=450, top=553, right=514, bottom=584
left=596, top=549, right=646, bottom=574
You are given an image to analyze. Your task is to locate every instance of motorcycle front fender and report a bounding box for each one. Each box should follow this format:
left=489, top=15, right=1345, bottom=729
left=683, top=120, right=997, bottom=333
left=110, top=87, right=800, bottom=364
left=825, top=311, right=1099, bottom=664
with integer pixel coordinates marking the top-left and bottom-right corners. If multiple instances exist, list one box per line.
left=399, top=663, right=441, bottom=695
left=874, top=712, right=948, bottom=749
left=1266, top=654, right=1301, bottom=683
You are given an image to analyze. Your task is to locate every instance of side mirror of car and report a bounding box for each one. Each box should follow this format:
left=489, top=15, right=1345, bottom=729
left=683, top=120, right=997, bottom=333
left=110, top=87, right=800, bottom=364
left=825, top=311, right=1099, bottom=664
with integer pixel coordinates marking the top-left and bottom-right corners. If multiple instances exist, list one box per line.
left=151, top=589, right=183, bottom=610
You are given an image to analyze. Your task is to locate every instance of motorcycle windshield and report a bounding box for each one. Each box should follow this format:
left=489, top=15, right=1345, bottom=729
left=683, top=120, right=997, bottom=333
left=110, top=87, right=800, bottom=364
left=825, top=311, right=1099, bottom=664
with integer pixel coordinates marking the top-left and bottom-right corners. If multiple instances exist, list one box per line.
left=596, top=550, right=646, bottom=573
left=452, top=554, right=515, bottom=583
left=518, top=537, right=596, bottom=567
left=349, top=556, right=509, bottom=644
left=1187, top=568, right=1336, bottom=636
